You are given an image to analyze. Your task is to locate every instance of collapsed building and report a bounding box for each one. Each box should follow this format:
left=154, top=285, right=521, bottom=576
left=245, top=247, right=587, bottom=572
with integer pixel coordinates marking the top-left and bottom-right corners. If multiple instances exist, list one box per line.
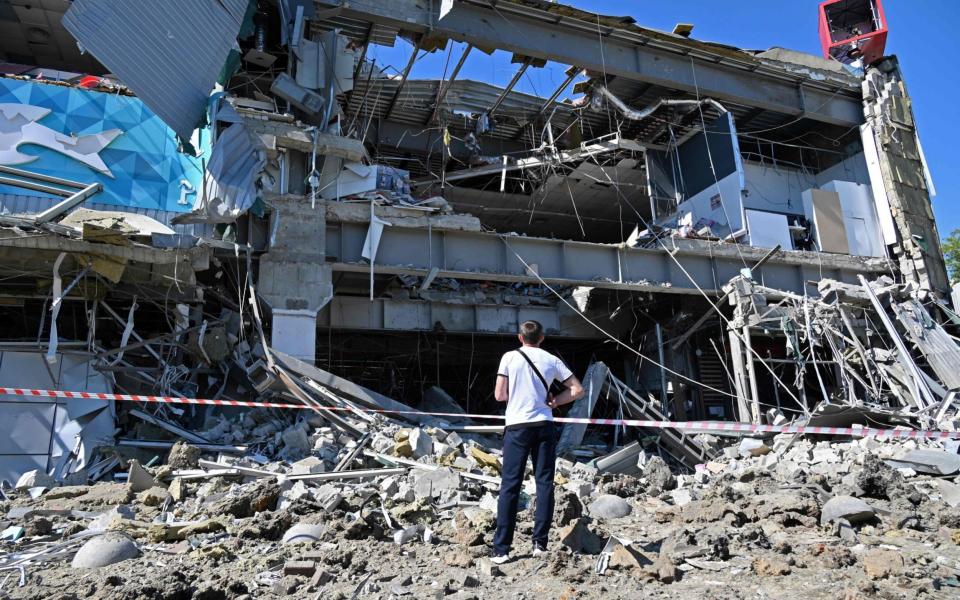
left=0, top=0, right=959, bottom=596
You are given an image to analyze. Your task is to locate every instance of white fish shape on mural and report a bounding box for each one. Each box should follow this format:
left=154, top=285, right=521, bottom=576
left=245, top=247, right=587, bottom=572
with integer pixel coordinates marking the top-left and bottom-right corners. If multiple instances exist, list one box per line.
left=0, top=103, right=122, bottom=177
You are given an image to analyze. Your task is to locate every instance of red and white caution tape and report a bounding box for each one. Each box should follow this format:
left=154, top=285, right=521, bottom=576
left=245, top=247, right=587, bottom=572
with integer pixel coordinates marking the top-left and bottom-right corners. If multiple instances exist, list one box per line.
left=2, top=387, right=958, bottom=440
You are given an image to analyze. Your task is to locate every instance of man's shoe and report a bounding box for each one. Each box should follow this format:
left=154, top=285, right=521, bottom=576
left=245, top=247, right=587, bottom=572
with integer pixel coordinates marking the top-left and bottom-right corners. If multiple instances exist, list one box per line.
left=532, top=543, right=548, bottom=556
left=490, top=553, right=510, bottom=565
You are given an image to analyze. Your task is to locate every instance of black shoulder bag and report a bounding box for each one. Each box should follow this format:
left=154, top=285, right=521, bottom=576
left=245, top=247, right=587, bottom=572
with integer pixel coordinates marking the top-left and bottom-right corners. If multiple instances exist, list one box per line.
left=515, top=349, right=566, bottom=401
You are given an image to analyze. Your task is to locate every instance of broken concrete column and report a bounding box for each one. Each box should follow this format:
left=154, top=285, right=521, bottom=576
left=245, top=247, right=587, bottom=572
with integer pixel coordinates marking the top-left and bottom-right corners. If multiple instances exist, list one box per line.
left=258, top=197, right=333, bottom=363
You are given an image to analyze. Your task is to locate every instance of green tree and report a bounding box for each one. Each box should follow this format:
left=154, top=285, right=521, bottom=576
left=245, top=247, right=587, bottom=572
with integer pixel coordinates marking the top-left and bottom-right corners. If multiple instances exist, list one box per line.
left=945, top=229, right=960, bottom=285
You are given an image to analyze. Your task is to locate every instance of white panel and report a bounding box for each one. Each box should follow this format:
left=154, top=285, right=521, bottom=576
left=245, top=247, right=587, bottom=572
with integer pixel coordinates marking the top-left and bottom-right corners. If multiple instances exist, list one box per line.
left=802, top=188, right=850, bottom=254
left=742, top=161, right=810, bottom=216
left=0, top=403, right=57, bottom=454
left=0, top=351, right=58, bottom=391
left=744, top=210, right=793, bottom=250
left=674, top=171, right=744, bottom=237
left=822, top=180, right=886, bottom=258
left=859, top=123, right=898, bottom=245
left=0, top=350, right=115, bottom=481
left=271, top=310, right=318, bottom=362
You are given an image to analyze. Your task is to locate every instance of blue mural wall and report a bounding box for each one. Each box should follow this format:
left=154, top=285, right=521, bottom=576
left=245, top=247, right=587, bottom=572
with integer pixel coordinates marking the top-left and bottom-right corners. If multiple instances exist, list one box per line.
left=0, top=78, right=203, bottom=213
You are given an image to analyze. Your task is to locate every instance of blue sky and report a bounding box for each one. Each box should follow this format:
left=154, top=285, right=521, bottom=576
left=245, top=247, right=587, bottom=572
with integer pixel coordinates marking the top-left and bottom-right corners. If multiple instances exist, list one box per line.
left=366, top=0, right=958, bottom=239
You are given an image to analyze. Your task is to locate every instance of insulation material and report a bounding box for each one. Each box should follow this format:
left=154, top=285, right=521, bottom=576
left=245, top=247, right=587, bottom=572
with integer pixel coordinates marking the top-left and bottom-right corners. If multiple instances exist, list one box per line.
left=0, top=351, right=115, bottom=483
left=62, top=0, right=249, bottom=139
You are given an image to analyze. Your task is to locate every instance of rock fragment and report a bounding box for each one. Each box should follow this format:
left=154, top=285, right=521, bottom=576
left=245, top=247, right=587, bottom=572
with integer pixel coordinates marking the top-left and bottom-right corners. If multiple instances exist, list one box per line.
left=589, top=494, right=632, bottom=519
left=559, top=518, right=605, bottom=554
left=752, top=556, right=792, bottom=576
left=862, top=549, right=904, bottom=579
left=413, top=467, right=460, bottom=499
left=820, top=495, right=875, bottom=526
left=72, top=533, right=140, bottom=568
left=643, top=456, right=676, bottom=495
left=15, top=469, right=56, bottom=490
left=166, top=441, right=201, bottom=469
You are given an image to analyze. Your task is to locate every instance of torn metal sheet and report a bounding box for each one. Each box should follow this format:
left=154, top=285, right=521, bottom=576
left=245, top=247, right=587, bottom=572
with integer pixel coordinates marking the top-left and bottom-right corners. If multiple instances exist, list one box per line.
left=270, top=348, right=435, bottom=425
left=176, top=123, right=267, bottom=224
left=557, top=362, right=609, bottom=455
left=886, top=449, right=960, bottom=476
left=0, top=350, right=114, bottom=484
left=593, top=441, right=644, bottom=477
left=892, top=299, right=960, bottom=391
left=62, top=0, right=250, bottom=139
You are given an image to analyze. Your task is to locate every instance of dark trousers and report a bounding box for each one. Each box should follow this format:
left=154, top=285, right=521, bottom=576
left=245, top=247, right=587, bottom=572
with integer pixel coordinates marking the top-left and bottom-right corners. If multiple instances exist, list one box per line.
left=493, top=422, right=557, bottom=554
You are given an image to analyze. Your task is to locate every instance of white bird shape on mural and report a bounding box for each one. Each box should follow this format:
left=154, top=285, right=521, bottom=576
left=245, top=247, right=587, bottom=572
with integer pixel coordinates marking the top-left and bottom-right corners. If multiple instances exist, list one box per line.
left=0, top=103, right=122, bottom=177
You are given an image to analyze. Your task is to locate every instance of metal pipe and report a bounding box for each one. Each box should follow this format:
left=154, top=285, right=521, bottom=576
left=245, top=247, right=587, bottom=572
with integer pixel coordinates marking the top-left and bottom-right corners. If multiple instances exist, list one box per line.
left=0, top=165, right=86, bottom=189
left=595, top=84, right=728, bottom=120
left=0, top=176, right=72, bottom=197
left=33, top=183, right=102, bottom=223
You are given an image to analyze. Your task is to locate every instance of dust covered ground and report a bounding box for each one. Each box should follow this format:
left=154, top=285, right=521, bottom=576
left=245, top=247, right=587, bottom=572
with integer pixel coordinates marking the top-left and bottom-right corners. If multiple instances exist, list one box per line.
left=2, top=435, right=960, bottom=599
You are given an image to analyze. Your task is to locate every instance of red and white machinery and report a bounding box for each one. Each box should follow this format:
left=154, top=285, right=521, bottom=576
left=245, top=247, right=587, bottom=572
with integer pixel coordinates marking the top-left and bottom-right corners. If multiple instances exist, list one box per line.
left=818, top=0, right=888, bottom=66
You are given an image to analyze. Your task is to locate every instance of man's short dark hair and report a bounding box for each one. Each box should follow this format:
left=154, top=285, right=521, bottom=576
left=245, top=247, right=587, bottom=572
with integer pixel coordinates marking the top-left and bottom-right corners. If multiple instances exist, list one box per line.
left=519, top=320, right=544, bottom=344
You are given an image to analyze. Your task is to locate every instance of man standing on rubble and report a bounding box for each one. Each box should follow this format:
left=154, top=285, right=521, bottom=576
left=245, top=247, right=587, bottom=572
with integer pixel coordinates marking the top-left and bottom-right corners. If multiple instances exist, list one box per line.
left=491, top=320, right=584, bottom=563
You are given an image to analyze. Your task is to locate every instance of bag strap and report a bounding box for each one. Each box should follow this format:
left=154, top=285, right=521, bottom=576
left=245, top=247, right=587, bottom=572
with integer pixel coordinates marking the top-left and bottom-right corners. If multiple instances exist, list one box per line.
left=515, top=349, right=550, bottom=398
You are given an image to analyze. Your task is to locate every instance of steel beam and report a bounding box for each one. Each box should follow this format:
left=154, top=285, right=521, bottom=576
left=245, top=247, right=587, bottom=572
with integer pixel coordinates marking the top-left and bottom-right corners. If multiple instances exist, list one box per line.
left=384, top=35, right=423, bottom=120
left=318, top=0, right=863, bottom=127
left=488, top=57, right=531, bottom=117
left=346, top=22, right=375, bottom=106
left=426, top=44, right=473, bottom=124
left=369, top=118, right=529, bottom=161
left=513, top=64, right=580, bottom=143
left=325, top=222, right=889, bottom=297
left=318, top=295, right=602, bottom=337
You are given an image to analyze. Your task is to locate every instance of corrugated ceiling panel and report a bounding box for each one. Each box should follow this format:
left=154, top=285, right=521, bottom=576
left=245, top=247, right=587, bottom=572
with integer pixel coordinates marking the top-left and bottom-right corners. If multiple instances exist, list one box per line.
left=62, top=0, right=249, bottom=139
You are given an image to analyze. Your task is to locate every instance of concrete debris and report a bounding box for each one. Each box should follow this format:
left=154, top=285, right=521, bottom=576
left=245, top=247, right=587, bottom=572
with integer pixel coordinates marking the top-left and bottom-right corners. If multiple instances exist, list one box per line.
left=166, top=441, right=201, bottom=469
left=862, top=549, right=905, bottom=579
left=281, top=523, right=325, bottom=545
left=588, top=494, right=633, bottom=519
left=15, top=470, right=56, bottom=490
left=408, top=428, right=434, bottom=459
left=820, top=495, right=875, bottom=526
left=642, top=456, right=677, bottom=495
left=559, top=518, right=606, bottom=554
left=71, top=533, right=140, bottom=569
left=126, top=460, right=156, bottom=493
left=413, top=467, right=461, bottom=499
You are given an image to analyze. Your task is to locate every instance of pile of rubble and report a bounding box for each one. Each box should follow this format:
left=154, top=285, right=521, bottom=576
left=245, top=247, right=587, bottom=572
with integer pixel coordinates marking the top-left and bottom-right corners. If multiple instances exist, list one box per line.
left=3, top=416, right=960, bottom=598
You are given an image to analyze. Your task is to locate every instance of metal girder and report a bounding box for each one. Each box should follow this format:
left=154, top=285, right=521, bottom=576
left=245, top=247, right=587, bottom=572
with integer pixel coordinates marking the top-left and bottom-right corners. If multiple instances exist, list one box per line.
left=427, top=44, right=473, bottom=125
left=488, top=57, right=531, bottom=117
left=369, top=118, right=528, bottom=159
left=346, top=22, right=375, bottom=106
left=319, top=0, right=863, bottom=127
left=324, top=222, right=889, bottom=297
left=318, top=295, right=601, bottom=337
left=385, top=35, right=423, bottom=120
left=413, top=134, right=648, bottom=185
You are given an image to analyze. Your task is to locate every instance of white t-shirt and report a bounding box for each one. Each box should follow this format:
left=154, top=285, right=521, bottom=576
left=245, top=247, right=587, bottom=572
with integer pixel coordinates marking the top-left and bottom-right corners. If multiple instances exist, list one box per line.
left=497, top=347, right=573, bottom=427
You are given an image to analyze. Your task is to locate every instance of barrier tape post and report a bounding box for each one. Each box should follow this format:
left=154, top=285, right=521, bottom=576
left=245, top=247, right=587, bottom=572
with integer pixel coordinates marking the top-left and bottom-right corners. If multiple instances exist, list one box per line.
left=2, top=387, right=958, bottom=441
